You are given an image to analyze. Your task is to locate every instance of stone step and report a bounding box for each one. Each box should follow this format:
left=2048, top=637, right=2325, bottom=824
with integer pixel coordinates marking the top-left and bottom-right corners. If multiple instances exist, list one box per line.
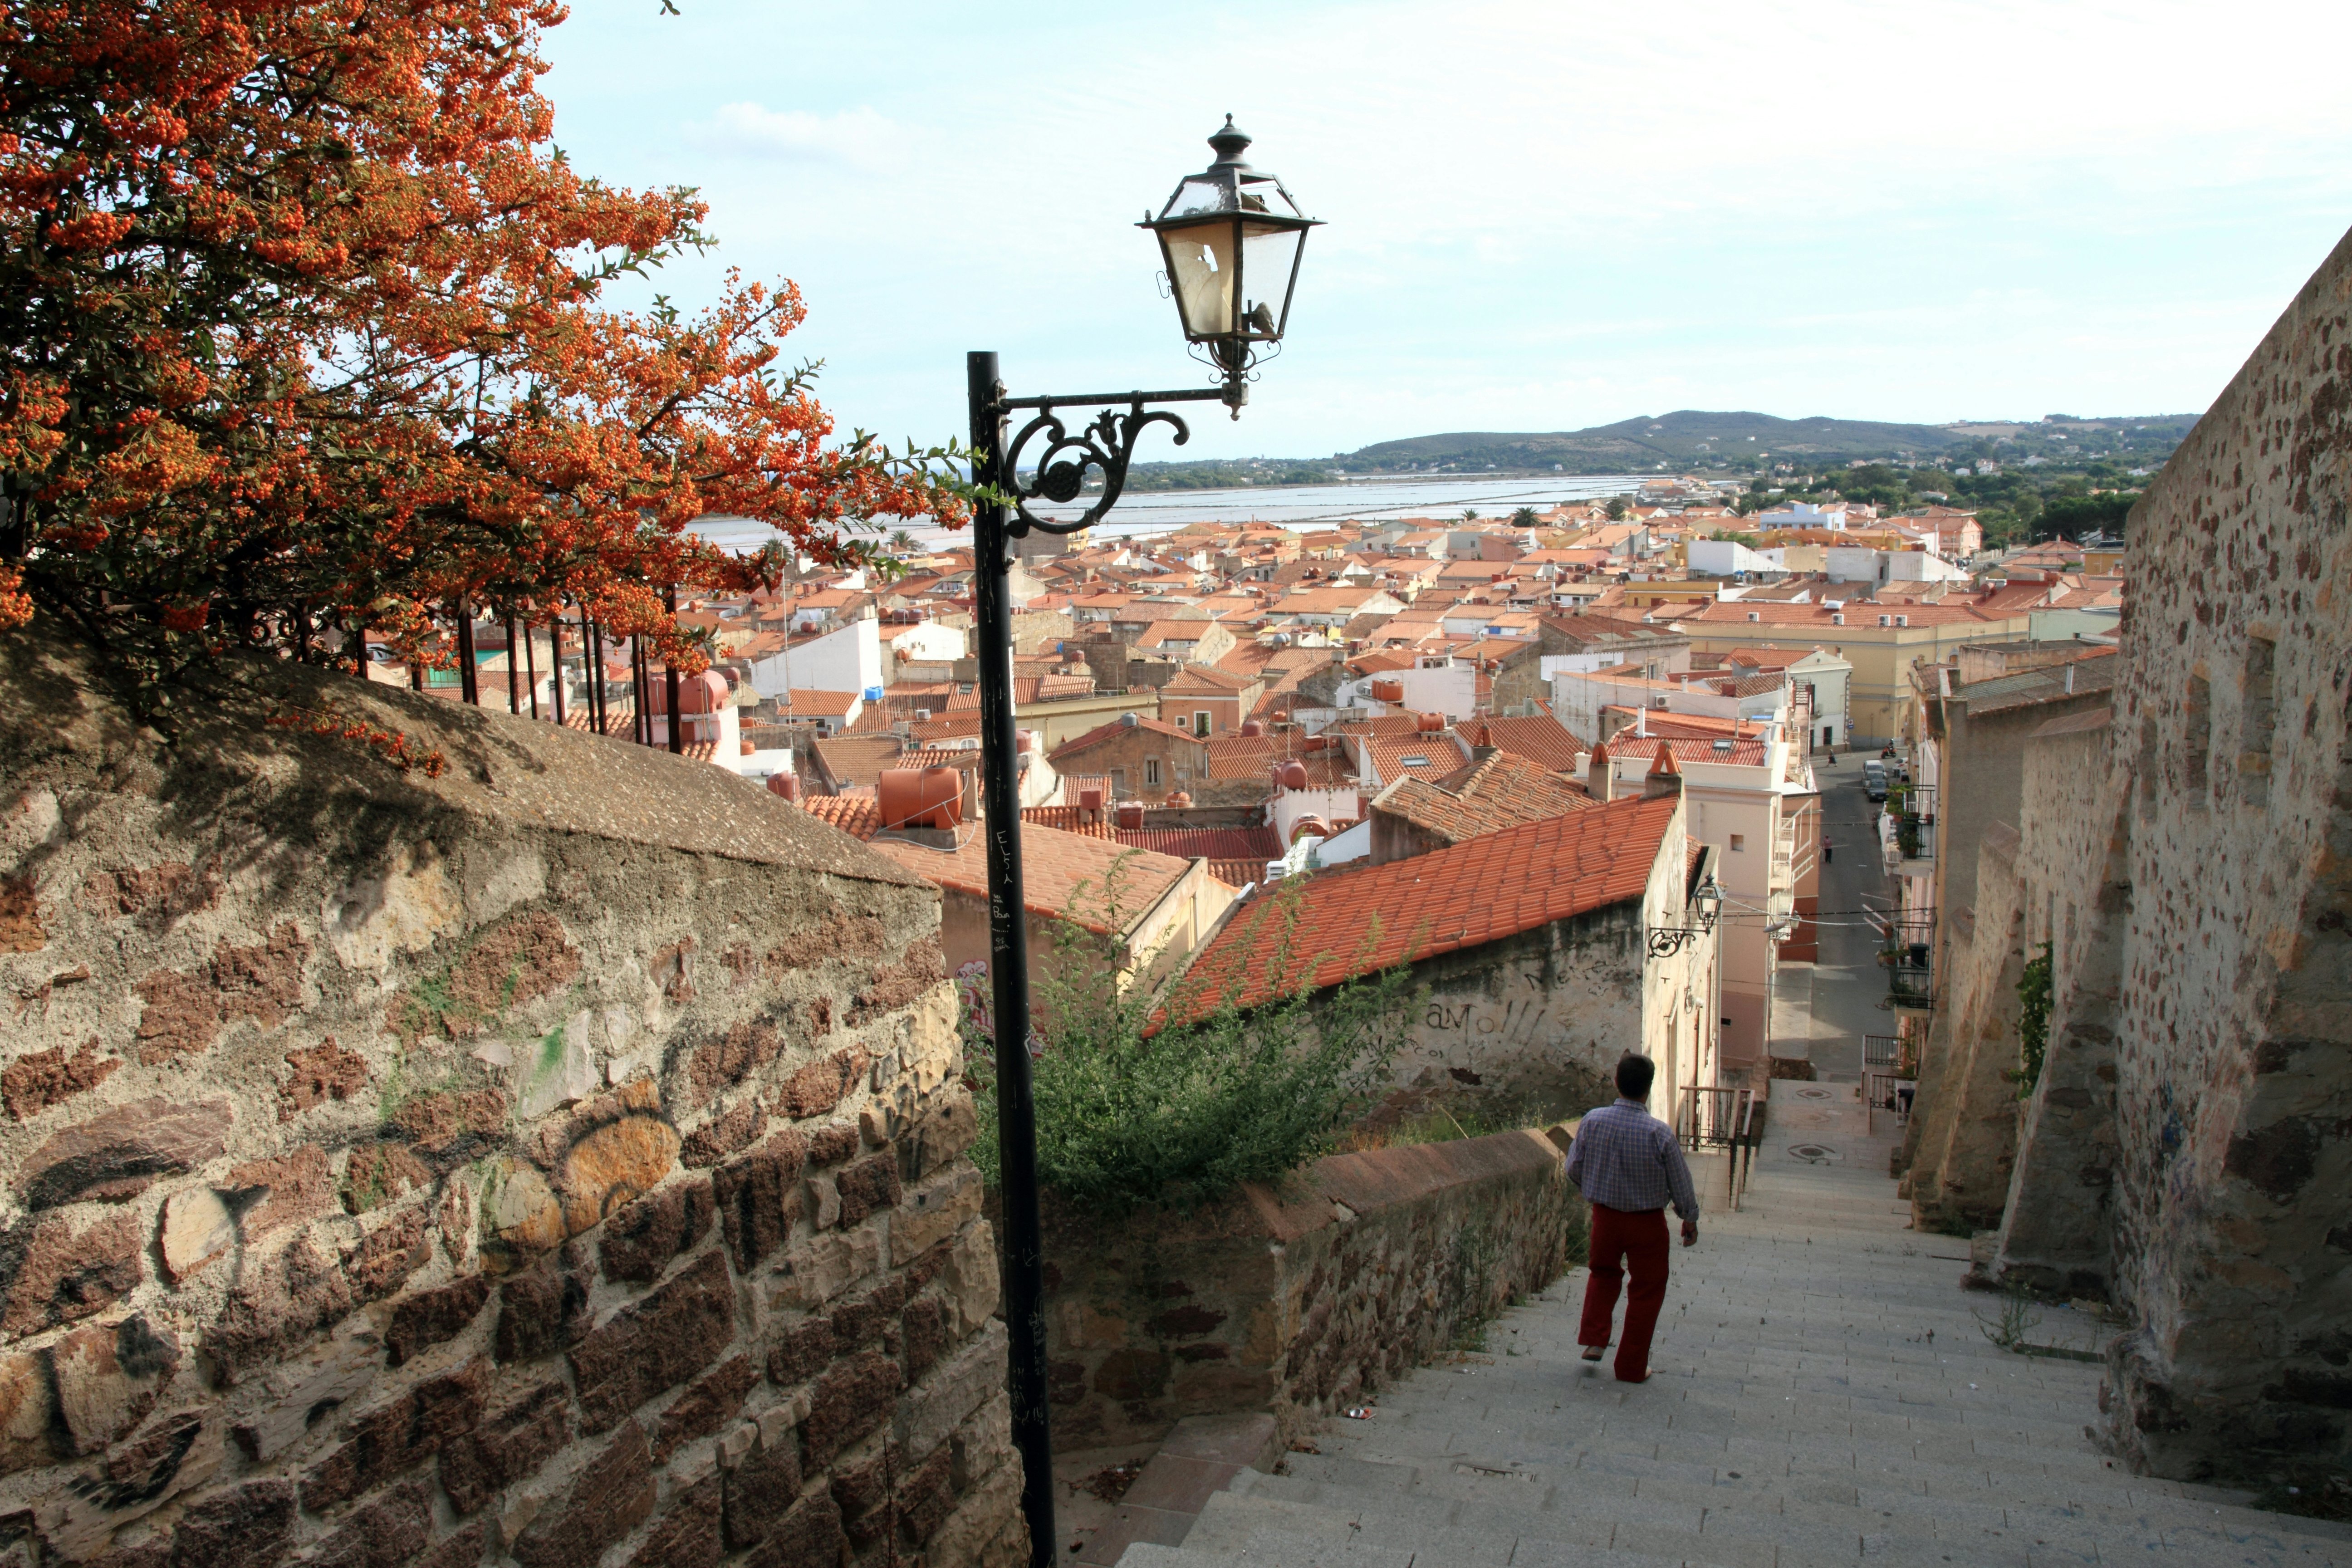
left=1182, top=1463, right=2352, bottom=1568
left=1124, top=1109, right=2343, bottom=1568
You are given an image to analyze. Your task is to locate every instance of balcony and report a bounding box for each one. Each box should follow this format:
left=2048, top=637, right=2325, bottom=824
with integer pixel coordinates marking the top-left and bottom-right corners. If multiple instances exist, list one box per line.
left=1887, top=960, right=1936, bottom=1009
left=1881, top=913, right=1935, bottom=1010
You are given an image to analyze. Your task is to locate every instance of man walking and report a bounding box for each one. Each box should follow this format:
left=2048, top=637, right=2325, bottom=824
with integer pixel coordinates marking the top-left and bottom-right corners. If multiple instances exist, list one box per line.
left=1563, top=1054, right=1698, bottom=1382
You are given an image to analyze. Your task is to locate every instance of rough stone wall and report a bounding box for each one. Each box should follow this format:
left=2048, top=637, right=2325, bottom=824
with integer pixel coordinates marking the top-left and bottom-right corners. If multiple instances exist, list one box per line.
left=1032, top=1132, right=1569, bottom=1451
left=0, top=639, right=1024, bottom=1568
left=1387, top=912, right=1642, bottom=1130
left=2060, top=224, right=2352, bottom=1477
left=1986, top=713, right=2127, bottom=1298
left=1898, top=824, right=2027, bottom=1231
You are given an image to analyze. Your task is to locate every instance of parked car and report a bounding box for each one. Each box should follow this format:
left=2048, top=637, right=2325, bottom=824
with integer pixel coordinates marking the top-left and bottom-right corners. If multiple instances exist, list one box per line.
left=1863, top=760, right=1888, bottom=801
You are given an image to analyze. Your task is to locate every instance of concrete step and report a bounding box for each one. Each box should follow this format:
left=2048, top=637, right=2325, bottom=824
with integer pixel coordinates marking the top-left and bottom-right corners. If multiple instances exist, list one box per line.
left=1125, top=1099, right=2345, bottom=1568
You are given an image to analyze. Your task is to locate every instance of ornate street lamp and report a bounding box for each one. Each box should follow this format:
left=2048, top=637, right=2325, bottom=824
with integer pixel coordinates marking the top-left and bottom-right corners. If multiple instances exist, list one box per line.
left=1648, top=874, right=1724, bottom=959
left=964, top=118, right=1317, bottom=1568
left=1141, top=116, right=1320, bottom=411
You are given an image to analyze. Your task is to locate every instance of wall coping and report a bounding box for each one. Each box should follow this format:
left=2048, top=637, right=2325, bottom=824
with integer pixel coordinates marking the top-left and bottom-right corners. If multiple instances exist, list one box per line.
left=1239, top=1128, right=1563, bottom=1245
left=1, top=630, right=927, bottom=888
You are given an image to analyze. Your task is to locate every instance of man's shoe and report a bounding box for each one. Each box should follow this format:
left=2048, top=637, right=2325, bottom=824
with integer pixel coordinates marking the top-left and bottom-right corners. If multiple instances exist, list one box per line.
left=1579, top=1346, right=1607, bottom=1362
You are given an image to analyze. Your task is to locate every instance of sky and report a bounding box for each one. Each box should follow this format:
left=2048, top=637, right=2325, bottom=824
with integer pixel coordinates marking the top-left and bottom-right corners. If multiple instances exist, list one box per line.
left=543, top=0, right=2352, bottom=464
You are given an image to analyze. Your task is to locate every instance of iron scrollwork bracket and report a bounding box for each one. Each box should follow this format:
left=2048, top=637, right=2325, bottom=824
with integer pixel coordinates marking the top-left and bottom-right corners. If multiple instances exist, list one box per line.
left=1646, top=926, right=1705, bottom=960
left=993, top=392, right=1196, bottom=538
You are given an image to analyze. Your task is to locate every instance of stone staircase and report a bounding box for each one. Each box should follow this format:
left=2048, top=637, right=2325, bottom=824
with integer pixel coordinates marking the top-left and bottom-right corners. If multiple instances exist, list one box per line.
left=1121, top=1085, right=2352, bottom=1568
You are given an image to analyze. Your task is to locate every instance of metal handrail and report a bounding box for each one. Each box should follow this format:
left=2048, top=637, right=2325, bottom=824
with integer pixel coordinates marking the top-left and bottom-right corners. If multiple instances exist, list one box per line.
left=1862, top=1033, right=1900, bottom=1068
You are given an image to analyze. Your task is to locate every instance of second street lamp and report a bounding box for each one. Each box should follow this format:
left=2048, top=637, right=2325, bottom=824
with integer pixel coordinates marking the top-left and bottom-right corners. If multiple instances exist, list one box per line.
left=965, top=118, right=1317, bottom=1568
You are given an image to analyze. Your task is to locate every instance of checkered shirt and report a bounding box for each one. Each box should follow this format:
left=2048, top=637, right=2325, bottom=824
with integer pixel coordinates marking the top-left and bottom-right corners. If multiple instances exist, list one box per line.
left=1564, top=1098, right=1700, bottom=1219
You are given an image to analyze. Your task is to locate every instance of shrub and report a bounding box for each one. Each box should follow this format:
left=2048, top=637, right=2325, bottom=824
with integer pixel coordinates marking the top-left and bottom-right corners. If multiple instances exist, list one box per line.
left=2009, top=941, right=2055, bottom=1098
left=960, top=870, right=1416, bottom=1213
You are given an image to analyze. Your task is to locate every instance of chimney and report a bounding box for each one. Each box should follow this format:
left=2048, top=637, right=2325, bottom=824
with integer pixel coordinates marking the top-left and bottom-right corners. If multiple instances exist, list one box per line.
left=1644, top=742, right=1682, bottom=799
left=2065, top=662, right=2076, bottom=694
left=1587, top=741, right=1615, bottom=803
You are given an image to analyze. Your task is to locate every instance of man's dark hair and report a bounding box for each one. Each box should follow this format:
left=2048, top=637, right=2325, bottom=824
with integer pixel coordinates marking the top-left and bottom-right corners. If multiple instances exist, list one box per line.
left=1616, top=1054, right=1656, bottom=1102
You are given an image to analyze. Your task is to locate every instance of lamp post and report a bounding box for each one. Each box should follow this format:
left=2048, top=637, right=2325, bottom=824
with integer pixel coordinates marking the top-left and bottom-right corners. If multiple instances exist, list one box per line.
left=1646, top=874, right=1724, bottom=959
left=966, top=117, right=1316, bottom=1568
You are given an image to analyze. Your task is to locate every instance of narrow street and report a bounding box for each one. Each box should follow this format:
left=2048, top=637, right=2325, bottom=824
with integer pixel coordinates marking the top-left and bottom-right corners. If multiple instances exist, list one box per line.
left=1772, top=760, right=1901, bottom=1084
left=1127, top=1088, right=2352, bottom=1568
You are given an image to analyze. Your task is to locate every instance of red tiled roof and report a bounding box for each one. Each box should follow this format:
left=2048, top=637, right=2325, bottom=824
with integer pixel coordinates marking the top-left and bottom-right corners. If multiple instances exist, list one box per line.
left=810, top=735, right=906, bottom=788
left=1115, top=825, right=1284, bottom=862
left=910, top=711, right=983, bottom=743
left=1050, top=714, right=1201, bottom=760
left=1203, top=733, right=1353, bottom=785
left=1378, top=753, right=1594, bottom=847
left=1207, top=858, right=1269, bottom=887
left=1463, top=714, right=1588, bottom=771
left=867, top=824, right=1198, bottom=936
left=1161, top=663, right=1256, bottom=693
left=1021, top=805, right=1117, bottom=840
left=1360, top=733, right=1468, bottom=787
left=798, top=793, right=881, bottom=840
left=1172, top=794, right=1679, bottom=1018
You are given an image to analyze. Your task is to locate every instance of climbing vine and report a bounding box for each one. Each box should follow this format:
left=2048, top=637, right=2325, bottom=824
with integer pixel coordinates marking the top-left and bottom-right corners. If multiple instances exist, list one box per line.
left=2010, top=942, right=2054, bottom=1099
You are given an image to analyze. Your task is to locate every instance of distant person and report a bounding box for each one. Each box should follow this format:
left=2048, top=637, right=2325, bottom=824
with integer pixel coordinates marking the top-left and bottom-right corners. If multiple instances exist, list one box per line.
left=1563, top=1054, right=1698, bottom=1383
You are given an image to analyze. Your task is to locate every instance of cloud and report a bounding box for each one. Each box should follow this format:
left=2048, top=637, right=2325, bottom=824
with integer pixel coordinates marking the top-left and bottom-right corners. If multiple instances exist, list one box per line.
left=689, top=104, right=911, bottom=170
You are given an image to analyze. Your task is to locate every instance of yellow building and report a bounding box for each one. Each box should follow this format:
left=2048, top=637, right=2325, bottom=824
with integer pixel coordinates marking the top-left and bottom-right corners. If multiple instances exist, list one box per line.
left=1666, top=600, right=2036, bottom=745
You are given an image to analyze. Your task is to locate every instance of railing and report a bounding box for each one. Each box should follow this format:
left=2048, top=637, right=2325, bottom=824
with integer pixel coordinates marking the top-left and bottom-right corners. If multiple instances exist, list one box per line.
left=1678, top=1085, right=1759, bottom=1211
left=1862, top=1068, right=1916, bottom=1135
left=1862, top=1034, right=1900, bottom=1069
left=1887, top=961, right=1936, bottom=1009
left=1895, top=782, right=1936, bottom=862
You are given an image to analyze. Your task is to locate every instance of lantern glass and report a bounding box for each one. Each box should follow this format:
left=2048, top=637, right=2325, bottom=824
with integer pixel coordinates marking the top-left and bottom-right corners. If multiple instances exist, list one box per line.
left=1239, top=220, right=1303, bottom=337
left=1142, top=118, right=1319, bottom=353
left=1160, top=217, right=1237, bottom=338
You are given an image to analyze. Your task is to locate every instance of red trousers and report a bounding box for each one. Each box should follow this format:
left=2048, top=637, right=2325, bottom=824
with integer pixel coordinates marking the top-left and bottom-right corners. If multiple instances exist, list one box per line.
left=1578, top=1203, right=1671, bottom=1382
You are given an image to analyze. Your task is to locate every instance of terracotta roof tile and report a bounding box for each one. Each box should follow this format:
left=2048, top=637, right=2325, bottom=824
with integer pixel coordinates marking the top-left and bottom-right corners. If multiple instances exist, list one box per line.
left=1116, top=825, right=1285, bottom=862
left=1050, top=714, right=1202, bottom=759
left=1021, top=805, right=1118, bottom=839
left=798, top=793, right=881, bottom=840
left=867, top=824, right=1197, bottom=936
left=1463, top=714, right=1588, bottom=770
left=1377, top=753, right=1594, bottom=847
left=1174, top=794, right=1679, bottom=1018
left=1361, top=733, right=1469, bottom=787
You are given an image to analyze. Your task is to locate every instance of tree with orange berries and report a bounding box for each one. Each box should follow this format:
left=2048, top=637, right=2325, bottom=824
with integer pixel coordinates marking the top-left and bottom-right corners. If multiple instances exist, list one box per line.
left=0, top=0, right=966, bottom=699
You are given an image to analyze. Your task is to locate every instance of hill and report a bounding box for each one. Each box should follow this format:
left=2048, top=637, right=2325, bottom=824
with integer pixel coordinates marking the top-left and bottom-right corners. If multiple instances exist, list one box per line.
left=1120, top=409, right=2200, bottom=489
left=1338, top=409, right=2197, bottom=473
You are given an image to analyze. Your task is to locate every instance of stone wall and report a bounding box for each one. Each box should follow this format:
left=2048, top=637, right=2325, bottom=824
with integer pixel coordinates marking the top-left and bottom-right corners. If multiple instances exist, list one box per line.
left=1989, top=223, right=2352, bottom=1480
left=1897, top=823, right=2027, bottom=1231
left=1984, top=710, right=2127, bottom=1298
left=0, top=638, right=1024, bottom=1567
left=1031, top=1131, right=1571, bottom=1451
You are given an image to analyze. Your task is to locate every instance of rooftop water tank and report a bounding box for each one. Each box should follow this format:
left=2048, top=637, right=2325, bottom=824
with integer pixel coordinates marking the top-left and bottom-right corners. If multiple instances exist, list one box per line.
left=878, top=767, right=965, bottom=830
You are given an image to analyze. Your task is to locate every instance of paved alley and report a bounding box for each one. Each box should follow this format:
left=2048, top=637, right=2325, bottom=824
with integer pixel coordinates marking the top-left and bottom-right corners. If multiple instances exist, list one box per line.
left=1122, top=1090, right=2352, bottom=1568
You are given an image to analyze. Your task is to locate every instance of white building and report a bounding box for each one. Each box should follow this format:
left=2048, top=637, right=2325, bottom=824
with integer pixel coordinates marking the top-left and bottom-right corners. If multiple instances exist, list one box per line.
left=739, top=615, right=883, bottom=703
left=1687, top=539, right=1786, bottom=577
left=1823, top=547, right=1971, bottom=586
left=1753, top=500, right=1849, bottom=531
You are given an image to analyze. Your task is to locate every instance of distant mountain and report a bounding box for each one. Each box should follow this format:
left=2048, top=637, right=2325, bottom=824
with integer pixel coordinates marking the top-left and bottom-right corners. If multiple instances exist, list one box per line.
left=1336, top=409, right=2194, bottom=474
left=1118, top=409, right=2201, bottom=490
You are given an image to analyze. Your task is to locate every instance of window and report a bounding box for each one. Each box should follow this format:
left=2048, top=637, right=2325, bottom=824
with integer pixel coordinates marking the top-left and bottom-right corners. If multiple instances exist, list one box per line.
left=1111, top=768, right=1127, bottom=795
left=1195, top=711, right=1211, bottom=737
left=1730, top=834, right=1746, bottom=852
left=1145, top=758, right=1161, bottom=787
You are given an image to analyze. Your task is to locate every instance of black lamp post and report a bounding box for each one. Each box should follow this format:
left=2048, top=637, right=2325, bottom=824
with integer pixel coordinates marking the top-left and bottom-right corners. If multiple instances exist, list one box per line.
left=1647, top=875, right=1724, bottom=958
left=965, top=117, right=1316, bottom=1568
